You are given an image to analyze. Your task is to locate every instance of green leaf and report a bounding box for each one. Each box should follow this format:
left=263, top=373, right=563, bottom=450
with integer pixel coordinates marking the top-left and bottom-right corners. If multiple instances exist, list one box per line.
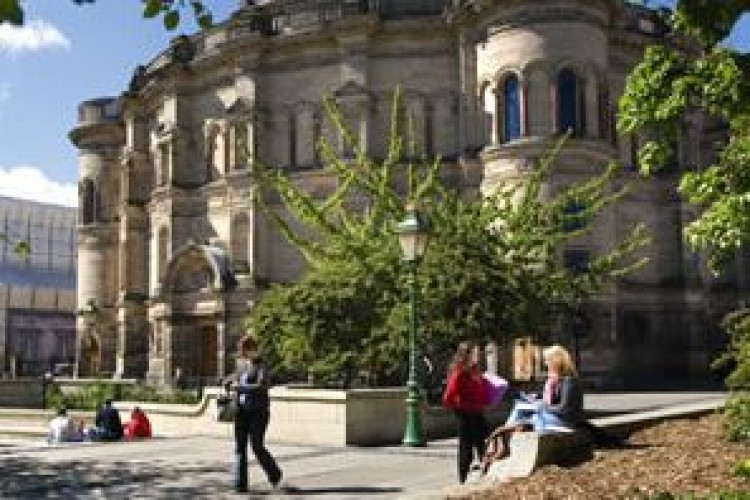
left=191, top=1, right=205, bottom=15
left=0, top=0, right=23, bottom=25
left=163, top=10, right=180, bottom=30
left=142, top=0, right=162, bottom=19
left=197, top=13, right=213, bottom=29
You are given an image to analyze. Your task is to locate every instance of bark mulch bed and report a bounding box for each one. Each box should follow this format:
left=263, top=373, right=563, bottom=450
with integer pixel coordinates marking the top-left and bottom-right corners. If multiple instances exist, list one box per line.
left=450, top=413, right=750, bottom=499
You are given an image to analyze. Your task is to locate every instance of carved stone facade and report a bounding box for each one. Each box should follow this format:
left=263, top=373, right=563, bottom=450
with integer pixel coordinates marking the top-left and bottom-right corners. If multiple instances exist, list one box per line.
left=69, top=0, right=743, bottom=388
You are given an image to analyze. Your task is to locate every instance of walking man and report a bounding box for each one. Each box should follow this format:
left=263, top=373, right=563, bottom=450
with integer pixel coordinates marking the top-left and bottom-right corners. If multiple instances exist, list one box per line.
left=226, top=336, right=283, bottom=493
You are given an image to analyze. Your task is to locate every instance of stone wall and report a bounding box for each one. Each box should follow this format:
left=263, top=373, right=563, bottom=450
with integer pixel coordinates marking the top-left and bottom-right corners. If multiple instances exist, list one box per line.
left=112, top=386, right=511, bottom=446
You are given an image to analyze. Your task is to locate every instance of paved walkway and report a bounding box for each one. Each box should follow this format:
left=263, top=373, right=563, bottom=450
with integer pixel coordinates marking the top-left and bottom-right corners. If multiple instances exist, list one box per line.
left=0, top=392, right=726, bottom=499
left=0, top=435, right=457, bottom=499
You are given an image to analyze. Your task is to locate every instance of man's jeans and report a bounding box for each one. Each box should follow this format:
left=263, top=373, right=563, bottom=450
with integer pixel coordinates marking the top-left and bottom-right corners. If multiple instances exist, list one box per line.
left=232, top=409, right=282, bottom=489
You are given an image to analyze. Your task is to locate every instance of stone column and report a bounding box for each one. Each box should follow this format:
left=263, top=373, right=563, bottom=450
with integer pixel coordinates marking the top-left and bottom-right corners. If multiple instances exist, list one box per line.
left=458, top=30, right=478, bottom=152
left=163, top=320, right=173, bottom=385
left=216, top=318, right=226, bottom=380
left=116, top=300, right=148, bottom=379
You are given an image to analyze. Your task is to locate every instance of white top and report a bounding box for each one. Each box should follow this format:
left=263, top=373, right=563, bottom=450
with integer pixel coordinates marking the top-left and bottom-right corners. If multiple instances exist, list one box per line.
left=48, top=416, right=78, bottom=443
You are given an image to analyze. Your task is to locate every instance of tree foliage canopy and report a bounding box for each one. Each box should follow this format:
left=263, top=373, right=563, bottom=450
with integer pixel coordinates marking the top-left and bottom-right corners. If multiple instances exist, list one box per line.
left=619, top=0, right=750, bottom=443
left=249, top=96, right=647, bottom=385
left=618, top=0, right=750, bottom=272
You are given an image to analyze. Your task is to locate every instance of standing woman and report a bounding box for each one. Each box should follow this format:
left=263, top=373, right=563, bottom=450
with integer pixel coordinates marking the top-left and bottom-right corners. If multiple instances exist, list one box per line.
left=442, top=341, right=489, bottom=483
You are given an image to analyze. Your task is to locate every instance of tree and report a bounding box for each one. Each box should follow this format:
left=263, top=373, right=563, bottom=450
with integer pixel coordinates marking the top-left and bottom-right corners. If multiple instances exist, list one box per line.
left=0, top=0, right=213, bottom=31
left=619, top=0, right=750, bottom=442
left=249, top=96, right=647, bottom=386
left=618, top=1, right=750, bottom=272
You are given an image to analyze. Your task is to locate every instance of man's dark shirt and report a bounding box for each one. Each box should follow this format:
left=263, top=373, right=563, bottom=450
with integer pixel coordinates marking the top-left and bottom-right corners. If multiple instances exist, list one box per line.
left=95, top=404, right=124, bottom=439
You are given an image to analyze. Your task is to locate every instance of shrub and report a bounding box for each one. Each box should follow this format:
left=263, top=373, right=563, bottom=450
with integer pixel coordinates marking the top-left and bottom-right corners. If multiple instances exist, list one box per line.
left=723, top=392, right=750, bottom=442
left=715, top=309, right=750, bottom=442
left=732, top=458, right=750, bottom=481
left=45, top=382, right=199, bottom=410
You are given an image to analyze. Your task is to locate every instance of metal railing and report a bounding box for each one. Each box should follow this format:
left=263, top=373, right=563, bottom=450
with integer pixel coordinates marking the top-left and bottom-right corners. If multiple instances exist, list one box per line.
left=242, top=0, right=447, bottom=35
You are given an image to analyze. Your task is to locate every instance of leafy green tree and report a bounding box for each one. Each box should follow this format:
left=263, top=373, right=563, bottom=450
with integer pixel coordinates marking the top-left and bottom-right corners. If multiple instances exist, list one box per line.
left=250, top=96, right=647, bottom=385
left=618, top=1, right=750, bottom=272
left=619, top=0, right=750, bottom=441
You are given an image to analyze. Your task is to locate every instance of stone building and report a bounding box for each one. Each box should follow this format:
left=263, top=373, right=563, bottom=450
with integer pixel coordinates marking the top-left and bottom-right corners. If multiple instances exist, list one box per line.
left=69, top=0, right=742, bottom=388
left=0, top=196, right=77, bottom=378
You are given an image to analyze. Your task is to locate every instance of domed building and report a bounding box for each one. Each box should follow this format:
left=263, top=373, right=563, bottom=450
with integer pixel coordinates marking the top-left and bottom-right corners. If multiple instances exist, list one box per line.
left=69, top=0, right=742, bottom=388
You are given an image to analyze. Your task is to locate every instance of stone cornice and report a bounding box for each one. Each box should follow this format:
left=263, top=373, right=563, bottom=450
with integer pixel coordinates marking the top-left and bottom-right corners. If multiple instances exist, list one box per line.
left=69, top=122, right=124, bottom=148
left=126, top=12, right=451, bottom=106
left=482, top=7, right=610, bottom=36
left=481, top=136, right=617, bottom=164
left=449, top=0, right=615, bottom=29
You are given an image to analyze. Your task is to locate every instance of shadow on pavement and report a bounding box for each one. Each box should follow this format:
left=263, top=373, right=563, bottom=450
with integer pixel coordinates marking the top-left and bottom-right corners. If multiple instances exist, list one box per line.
left=0, top=456, right=228, bottom=498
left=274, top=485, right=402, bottom=496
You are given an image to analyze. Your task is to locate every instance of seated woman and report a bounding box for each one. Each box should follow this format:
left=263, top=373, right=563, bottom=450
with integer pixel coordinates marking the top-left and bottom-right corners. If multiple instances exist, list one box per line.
left=48, top=407, right=84, bottom=444
left=482, top=344, right=583, bottom=471
left=123, top=406, right=152, bottom=440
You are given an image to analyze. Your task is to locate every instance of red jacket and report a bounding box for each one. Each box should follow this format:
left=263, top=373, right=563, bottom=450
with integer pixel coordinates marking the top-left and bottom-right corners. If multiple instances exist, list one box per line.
left=124, top=410, right=152, bottom=439
left=442, top=367, right=485, bottom=414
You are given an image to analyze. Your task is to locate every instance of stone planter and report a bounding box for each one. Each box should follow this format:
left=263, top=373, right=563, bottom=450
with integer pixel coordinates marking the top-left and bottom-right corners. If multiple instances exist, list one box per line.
left=112, top=385, right=511, bottom=447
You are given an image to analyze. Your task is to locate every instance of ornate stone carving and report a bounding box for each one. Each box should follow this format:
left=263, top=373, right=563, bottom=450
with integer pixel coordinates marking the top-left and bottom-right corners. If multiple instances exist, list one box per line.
left=204, top=119, right=228, bottom=180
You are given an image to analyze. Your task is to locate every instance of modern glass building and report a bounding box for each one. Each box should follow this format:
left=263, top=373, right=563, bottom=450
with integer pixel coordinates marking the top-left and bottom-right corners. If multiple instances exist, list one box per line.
left=0, top=196, right=77, bottom=377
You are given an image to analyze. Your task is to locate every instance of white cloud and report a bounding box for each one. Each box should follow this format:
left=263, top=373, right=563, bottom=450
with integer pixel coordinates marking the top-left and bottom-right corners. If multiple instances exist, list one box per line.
left=0, top=166, right=77, bottom=207
left=0, top=19, right=71, bottom=54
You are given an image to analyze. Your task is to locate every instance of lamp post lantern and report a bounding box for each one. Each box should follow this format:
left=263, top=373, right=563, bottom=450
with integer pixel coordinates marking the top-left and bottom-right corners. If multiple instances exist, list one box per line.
left=395, top=204, right=429, bottom=447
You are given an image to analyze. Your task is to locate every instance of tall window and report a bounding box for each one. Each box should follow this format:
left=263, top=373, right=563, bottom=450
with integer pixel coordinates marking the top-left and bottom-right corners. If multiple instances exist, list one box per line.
left=557, top=68, right=582, bottom=135
left=563, top=201, right=586, bottom=232
left=502, top=75, right=521, bottom=143
left=564, top=248, right=590, bottom=274
left=80, top=178, right=96, bottom=225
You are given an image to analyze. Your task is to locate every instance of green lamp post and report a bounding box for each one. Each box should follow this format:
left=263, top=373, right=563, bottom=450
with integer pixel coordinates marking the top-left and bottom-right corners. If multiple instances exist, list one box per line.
left=395, top=203, right=429, bottom=447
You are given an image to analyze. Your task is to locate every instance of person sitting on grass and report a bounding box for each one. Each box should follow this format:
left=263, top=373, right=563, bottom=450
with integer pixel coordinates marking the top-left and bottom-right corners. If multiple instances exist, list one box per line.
left=481, top=344, right=583, bottom=473
left=123, top=406, right=152, bottom=440
left=48, top=407, right=83, bottom=444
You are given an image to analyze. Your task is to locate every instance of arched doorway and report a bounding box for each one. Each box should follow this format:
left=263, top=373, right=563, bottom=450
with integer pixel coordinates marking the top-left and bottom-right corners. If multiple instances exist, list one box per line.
left=156, top=243, right=237, bottom=387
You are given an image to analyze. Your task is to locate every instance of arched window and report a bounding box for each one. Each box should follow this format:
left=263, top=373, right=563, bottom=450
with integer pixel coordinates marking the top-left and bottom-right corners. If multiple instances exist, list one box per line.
left=502, top=75, right=521, bottom=143
left=557, top=68, right=582, bottom=135
left=80, top=178, right=96, bottom=225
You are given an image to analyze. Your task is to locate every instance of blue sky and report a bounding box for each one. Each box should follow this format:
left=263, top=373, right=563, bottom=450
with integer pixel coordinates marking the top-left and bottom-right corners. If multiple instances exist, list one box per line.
left=0, top=0, right=746, bottom=207
left=0, top=0, right=234, bottom=206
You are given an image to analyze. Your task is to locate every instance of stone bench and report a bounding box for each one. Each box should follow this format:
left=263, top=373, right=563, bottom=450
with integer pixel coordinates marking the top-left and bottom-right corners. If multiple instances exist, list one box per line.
left=467, top=428, right=593, bottom=483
